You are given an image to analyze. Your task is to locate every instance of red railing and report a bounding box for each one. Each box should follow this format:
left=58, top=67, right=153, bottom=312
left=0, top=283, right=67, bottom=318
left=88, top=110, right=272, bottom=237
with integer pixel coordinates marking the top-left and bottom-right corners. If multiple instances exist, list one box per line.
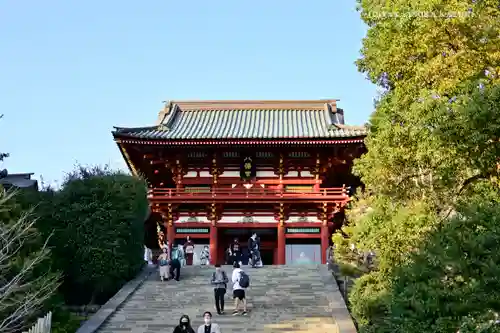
left=148, top=187, right=349, bottom=200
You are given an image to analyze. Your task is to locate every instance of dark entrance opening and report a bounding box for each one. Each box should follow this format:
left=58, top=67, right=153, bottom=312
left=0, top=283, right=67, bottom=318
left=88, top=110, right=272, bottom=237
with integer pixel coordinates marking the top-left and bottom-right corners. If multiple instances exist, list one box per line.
left=259, top=249, right=274, bottom=265
left=219, top=227, right=277, bottom=265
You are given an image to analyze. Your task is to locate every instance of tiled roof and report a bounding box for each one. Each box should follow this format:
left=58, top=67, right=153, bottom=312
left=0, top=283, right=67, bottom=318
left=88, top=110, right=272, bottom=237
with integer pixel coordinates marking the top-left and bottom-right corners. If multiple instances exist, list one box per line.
left=0, top=173, right=38, bottom=189
left=113, top=100, right=367, bottom=140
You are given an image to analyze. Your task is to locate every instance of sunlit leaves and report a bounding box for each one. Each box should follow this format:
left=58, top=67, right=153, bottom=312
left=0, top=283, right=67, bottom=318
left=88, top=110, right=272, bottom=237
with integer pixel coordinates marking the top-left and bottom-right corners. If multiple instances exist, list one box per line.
left=356, top=0, right=500, bottom=94
left=334, top=0, right=500, bottom=332
left=380, top=196, right=500, bottom=333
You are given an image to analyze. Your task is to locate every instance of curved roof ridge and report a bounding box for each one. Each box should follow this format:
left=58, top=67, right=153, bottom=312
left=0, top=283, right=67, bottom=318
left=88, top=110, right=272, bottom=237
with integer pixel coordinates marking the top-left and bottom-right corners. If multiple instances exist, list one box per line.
left=333, top=124, right=367, bottom=130
left=168, top=99, right=339, bottom=111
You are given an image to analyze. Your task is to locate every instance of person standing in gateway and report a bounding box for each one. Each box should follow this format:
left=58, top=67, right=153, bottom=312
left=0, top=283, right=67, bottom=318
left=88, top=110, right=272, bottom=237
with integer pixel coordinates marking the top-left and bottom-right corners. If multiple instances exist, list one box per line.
left=248, top=233, right=261, bottom=267
left=170, top=244, right=181, bottom=281
left=183, top=236, right=195, bottom=265
left=157, top=247, right=170, bottom=281
left=230, top=238, right=241, bottom=265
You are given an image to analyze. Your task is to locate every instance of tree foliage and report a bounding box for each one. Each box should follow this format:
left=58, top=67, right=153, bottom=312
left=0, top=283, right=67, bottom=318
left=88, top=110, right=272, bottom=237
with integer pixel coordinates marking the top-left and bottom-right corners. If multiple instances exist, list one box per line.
left=356, top=0, right=500, bottom=95
left=333, top=1, right=500, bottom=332
left=354, top=0, right=500, bottom=205
left=371, top=194, right=500, bottom=333
left=0, top=190, right=60, bottom=333
left=35, top=165, right=148, bottom=305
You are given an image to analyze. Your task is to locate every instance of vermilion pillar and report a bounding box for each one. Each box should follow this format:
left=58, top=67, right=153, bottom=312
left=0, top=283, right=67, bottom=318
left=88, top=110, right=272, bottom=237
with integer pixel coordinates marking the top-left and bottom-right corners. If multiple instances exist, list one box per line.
left=167, top=223, right=175, bottom=251
left=320, top=224, right=329, bottom=264
left=164, top=204, right=176, bottom=253
left=277, top=223, right=286, bottom=265
left=210, top=225, right=218, bottom=265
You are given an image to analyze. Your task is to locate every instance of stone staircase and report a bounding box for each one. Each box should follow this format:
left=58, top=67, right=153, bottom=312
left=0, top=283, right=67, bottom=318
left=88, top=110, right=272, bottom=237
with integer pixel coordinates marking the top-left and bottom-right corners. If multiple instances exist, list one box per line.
left=97, top=265, right=356, bottom=333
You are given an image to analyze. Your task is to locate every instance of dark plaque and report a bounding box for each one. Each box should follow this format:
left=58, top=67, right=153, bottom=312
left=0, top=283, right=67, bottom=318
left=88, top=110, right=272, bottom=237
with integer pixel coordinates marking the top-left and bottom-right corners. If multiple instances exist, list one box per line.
left=240, top=156, right=256, bottom=181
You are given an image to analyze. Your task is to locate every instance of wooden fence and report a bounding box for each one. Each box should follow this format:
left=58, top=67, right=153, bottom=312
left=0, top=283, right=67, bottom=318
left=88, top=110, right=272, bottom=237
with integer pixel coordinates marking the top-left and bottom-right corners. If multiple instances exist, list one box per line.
left=23, top=312, right=52, bottom=333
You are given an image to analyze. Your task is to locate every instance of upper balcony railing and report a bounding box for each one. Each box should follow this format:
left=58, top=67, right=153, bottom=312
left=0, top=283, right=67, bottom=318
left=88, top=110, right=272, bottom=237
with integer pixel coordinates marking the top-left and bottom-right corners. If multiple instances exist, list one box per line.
left=148, top=187, right=350, bottom=202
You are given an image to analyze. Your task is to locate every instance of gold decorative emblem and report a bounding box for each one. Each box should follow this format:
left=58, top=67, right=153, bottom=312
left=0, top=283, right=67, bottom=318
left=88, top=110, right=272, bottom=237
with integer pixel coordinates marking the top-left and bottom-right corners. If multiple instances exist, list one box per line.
left=240, top=157, right=255, bottom=180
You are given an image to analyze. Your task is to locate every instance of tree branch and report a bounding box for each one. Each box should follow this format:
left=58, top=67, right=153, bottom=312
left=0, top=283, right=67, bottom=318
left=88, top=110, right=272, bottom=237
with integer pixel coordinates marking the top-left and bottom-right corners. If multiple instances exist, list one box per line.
left=457, top=170, right=496, bottom=195
left=0, top=191, right=61, bottom=333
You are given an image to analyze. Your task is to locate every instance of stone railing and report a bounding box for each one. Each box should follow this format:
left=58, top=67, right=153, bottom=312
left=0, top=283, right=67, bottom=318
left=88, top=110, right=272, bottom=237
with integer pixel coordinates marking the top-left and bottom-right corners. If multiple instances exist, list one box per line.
left=23, top=312, right=52, bottom=333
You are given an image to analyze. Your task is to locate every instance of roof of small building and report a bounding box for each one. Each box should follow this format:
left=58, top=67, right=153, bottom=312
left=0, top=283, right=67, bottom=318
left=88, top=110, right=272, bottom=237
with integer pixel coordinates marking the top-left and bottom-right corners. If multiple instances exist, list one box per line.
left=112, top=100, right=367, bottom=140
left=0, top=172, right=38, bottom=189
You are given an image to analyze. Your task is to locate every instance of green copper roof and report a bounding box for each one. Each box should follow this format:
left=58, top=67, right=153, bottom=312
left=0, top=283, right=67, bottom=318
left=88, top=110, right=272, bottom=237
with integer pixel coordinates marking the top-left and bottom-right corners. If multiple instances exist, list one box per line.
left=113, top=101, right=366, bottom=140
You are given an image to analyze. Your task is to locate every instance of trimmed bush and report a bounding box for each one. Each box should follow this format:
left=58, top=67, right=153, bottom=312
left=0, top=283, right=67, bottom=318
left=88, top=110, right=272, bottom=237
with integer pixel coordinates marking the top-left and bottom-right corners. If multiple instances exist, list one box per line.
left=35, top=166, right=148, bottom=305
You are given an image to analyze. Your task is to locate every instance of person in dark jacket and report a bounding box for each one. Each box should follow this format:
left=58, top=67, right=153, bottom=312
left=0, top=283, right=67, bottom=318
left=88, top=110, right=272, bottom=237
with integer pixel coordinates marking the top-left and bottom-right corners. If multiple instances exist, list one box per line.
left=169, top=257, right=181, bottom=281
left=173, top=315, right=195, bottom=333
left=248, top=233, right=261, bottom=267
left=230, top=238, right=241, bottom=265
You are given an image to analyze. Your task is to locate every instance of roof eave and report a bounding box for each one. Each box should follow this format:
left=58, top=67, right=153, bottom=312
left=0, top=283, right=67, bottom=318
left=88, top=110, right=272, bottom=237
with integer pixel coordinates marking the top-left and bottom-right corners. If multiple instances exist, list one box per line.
left=113, top=136, right=366, bottom=145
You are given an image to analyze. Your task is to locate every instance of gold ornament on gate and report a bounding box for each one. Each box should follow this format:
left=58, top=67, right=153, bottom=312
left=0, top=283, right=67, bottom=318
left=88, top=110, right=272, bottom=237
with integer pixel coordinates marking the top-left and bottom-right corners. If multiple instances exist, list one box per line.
left=241, top=156, right=254, bottom=180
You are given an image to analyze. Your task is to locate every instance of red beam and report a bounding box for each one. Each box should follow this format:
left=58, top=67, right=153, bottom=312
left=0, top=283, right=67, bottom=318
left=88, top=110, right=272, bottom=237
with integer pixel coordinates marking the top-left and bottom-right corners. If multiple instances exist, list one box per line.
left=181, top=177, right=319, bottom=185
left=150, top=187, right=346, bottom=195
left=175, top=234, right=209, bottom=239
left=173, top=222, right=324, bottom=228
left=151, top=197, right=348, bottom=204
left=285, top=234, right=321, bottom=239
left=148, top=188, right=348, bottom=204
left=153, top=198, right=348, bottom=204
left=174, top=222, right=210, bottom=228
left=215, top=223, right=278, bottom=228
left=285, top=222, right=323, bottom=227
left=173, top=222, right=279, bottom=228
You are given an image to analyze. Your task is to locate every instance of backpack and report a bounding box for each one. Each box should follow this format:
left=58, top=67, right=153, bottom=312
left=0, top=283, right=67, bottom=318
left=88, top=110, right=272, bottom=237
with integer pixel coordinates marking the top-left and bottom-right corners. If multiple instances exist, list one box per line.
left=238, top=271, right=250, bottom=288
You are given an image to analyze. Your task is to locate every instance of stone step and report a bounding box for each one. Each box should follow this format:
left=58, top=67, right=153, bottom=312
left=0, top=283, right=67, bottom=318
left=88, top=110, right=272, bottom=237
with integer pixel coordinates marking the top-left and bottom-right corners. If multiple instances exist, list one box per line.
left=98, top=265, right=352, bottom=333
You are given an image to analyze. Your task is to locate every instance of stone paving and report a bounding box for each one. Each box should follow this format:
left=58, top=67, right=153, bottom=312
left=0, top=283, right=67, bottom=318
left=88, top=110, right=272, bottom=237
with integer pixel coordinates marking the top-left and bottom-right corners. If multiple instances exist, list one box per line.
left=98, top=265, right=354, bottom=333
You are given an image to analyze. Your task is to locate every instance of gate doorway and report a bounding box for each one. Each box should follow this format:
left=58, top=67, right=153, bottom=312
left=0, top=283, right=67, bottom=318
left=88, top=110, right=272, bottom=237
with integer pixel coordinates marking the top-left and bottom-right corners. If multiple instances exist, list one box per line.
left=218, top=227, right=277, bottom=265
left=259, top=249, right=274, bottom=265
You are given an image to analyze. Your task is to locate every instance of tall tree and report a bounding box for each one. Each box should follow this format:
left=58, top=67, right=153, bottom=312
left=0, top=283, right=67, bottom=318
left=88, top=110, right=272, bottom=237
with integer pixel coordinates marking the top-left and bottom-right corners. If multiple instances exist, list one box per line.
left=354, top=0, right=500, bottom=205
left=333, top=1, right=500, bottom=331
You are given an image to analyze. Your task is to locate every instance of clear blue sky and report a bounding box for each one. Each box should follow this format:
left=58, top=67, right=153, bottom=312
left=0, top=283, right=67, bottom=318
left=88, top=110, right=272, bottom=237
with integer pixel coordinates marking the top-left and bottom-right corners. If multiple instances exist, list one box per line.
left=0, top=0, right=377, bottom=186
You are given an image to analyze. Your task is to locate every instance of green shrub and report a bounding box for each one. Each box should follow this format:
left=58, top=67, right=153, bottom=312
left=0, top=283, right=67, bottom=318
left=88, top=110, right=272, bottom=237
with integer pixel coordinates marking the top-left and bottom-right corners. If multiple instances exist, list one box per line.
left=51, top=312, right=85, bottom=333
left=35, top=165, right=148, bottom=305
left=46, top=294, right=86, bottom=333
